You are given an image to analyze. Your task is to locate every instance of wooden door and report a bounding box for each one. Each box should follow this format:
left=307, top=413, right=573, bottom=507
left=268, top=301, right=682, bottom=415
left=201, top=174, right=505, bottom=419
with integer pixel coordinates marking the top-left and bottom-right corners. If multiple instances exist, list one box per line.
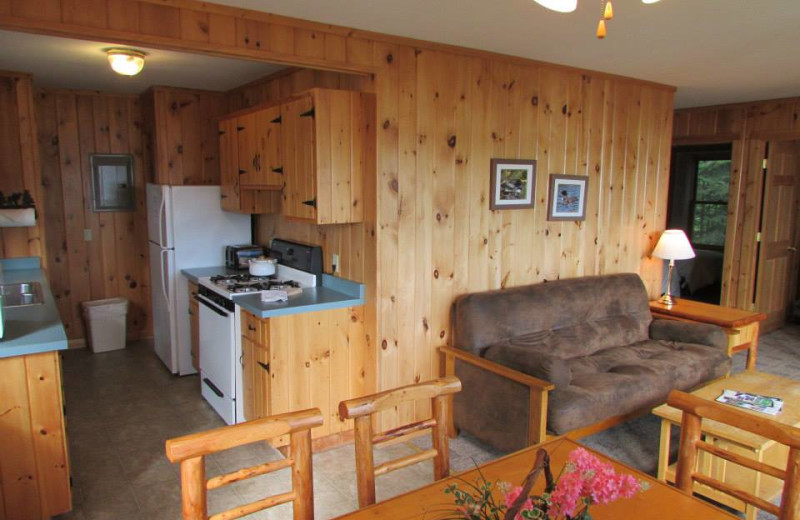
left=281, top=96, right=317, bottom=221
left=755, top=140, right=800, bottom=331
left=236, top=112, right=257, bottom=186
left=254, top=105, right=283, bottom=188
left=218, top=118, right=240, bottom=212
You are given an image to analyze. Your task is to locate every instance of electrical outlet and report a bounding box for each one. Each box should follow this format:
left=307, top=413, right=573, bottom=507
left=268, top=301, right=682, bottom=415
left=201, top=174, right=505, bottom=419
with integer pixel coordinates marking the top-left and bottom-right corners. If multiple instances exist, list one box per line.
left=332, top=253, right=340, bottom=274
left=83, top=228, right=92, bottom=241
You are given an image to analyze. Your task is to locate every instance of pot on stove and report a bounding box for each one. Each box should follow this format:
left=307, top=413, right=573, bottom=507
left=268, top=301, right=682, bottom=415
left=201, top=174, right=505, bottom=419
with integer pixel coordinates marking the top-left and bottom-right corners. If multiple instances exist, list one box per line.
left=248, top=256, right=277, bottom=277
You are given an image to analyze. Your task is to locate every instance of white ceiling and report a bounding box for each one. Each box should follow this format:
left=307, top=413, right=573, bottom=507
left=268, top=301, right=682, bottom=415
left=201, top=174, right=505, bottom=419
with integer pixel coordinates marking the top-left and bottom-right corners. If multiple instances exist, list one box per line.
left=209, top=0, right=800, bottom=109
left=0, top=30, right=284, bottom=94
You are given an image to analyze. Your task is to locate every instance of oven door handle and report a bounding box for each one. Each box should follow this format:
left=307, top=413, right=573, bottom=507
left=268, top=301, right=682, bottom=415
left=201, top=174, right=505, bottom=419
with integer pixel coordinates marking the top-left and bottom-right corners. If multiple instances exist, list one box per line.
left=196, top=294, right=229, bottom=318
left=203, top=377, right=224, bottom=398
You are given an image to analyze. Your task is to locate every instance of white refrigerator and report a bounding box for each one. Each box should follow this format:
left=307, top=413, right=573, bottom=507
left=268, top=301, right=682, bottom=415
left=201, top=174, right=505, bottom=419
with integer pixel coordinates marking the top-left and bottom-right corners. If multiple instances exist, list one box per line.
left=146, top=184, right=250, bottom=375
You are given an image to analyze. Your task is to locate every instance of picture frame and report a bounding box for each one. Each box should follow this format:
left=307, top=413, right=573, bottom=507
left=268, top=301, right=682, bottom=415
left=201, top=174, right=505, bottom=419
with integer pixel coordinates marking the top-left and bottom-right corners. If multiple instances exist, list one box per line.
left=489, top=158, right=536, bottom=210
left=547, top=174, right=588, bottom=221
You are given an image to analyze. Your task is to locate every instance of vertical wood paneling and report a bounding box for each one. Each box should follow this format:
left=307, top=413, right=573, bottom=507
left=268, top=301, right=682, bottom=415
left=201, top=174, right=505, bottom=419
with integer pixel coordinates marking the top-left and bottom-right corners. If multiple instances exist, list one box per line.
left=0, top=73, right=45, bottom=262
left=36, top=90, right=152, bottom=341
left=145, top=87, right=228, bottom=185
left=230, top=58, right=673, bottom=430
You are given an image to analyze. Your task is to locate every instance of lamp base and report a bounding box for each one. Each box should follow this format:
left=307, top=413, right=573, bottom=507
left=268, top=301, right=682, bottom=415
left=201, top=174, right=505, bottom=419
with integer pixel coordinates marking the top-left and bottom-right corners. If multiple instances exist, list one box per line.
left=659, top=293, right=676, bottom=306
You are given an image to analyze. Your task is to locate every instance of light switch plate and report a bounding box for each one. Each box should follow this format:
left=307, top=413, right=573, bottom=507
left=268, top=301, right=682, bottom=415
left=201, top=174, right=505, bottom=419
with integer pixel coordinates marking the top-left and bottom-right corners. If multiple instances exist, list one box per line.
left=83, top=228, right=92, bottom=241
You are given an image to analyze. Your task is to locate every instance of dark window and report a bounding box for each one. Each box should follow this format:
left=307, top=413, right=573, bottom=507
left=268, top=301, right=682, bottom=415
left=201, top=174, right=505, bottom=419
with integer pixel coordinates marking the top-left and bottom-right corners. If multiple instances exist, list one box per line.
left=690, top=159, right=730, bottom=249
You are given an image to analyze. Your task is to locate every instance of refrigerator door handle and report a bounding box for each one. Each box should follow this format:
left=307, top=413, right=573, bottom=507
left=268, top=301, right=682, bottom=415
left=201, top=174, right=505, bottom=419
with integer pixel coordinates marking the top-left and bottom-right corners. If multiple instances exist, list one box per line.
left=160, top=249, right=171, bottom=308
left=158, top=191, right=167, bottom=248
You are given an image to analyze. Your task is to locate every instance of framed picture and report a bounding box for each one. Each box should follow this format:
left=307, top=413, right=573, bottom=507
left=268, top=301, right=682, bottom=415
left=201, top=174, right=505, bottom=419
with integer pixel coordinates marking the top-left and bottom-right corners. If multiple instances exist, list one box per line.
left=547, top=174, right=588, bottom=221
left=490, top=158, right=536, bottom=210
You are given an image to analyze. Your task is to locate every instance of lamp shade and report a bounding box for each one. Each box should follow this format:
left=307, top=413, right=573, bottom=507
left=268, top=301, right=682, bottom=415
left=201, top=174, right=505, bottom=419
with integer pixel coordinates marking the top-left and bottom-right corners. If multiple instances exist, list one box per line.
left=652, top=230, right=696, bottom=260
left=532, top=0, right=578, bottom=13
left=107, top=49, right=145, bottom=76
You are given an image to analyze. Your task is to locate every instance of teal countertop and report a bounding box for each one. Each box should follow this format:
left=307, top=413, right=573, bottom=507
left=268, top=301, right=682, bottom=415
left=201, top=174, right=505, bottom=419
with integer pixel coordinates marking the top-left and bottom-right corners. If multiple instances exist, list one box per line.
left=0, top=257, right=68, bottom=358
left=181, top=267, right=365, bottom=319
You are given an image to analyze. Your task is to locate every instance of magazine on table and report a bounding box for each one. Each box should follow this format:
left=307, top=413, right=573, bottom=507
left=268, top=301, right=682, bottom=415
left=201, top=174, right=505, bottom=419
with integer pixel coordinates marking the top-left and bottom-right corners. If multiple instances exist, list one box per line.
left=716, top=389, right=784, bottom=416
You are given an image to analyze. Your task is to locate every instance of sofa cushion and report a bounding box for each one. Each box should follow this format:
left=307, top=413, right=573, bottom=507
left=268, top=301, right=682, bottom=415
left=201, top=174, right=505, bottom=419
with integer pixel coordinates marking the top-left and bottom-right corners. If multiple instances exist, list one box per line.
left=547, top=339, right=730, bottom=434
left=484, top=344, right=572, bottom=389
left=650, top=318, right=727, bottom=349
left=452, top=273, right=652, bottom=358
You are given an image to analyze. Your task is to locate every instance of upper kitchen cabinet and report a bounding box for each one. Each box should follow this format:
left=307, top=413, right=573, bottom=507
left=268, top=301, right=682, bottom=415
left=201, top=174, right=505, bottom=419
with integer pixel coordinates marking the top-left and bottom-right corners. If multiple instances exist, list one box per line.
left=281, top=89, right=375, bottom=224
left=218, top=105, right=282, bottom=214
left=143, top=86, right=228, bottom=186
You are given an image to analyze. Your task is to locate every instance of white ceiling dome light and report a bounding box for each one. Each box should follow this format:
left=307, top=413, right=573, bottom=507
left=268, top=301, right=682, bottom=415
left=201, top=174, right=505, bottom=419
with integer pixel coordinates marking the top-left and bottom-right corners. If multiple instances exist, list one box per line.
left=531, top=0, right=577, bottom=13
left=106, top=48, right=146, bottom=76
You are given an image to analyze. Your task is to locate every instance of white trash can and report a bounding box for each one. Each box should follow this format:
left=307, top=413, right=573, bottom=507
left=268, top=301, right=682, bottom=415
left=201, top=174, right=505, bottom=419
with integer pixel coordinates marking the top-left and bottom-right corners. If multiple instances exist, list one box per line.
left=82, top=298, right=129, bottom=353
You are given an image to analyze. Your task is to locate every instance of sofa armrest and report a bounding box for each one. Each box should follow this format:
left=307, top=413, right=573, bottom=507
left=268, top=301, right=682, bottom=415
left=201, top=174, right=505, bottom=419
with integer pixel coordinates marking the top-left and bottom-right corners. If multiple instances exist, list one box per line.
left=439, top=346, right=555, bottom=390
left=440, top=346, right=554, bottom=445
left=649, top=318, right=727, bottom=349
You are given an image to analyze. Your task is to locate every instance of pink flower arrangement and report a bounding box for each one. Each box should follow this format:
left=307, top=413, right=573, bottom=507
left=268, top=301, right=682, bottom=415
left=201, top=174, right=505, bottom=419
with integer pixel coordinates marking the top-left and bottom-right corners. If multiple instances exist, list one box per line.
left=442, top=447, right=647, bottom=520
left=546, top=448, right=645, bottom=519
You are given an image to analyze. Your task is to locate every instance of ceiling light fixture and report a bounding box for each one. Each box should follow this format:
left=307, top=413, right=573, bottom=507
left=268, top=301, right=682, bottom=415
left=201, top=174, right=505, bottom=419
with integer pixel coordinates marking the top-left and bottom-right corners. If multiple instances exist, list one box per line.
left=106, top=48, right=146, bottom=76
left=532, top=0, right=662, bottom=39
left=532, top=0, right=577, bottom=13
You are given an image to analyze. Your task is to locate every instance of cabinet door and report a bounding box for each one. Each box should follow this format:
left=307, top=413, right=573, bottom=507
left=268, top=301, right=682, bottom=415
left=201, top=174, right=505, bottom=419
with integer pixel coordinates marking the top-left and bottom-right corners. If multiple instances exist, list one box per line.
left=253, top=343, right=271, bottom=419
left=236, top=112, right=257, bottom=186
left=254, top=105, right=283, bottom=188
left=241, top=336, right=256, bottom=421
left=188, top=282, right=199, bottom=372
left=218, top=118, right=241, bottom=212
left=281, top=96, right=317, bottom=221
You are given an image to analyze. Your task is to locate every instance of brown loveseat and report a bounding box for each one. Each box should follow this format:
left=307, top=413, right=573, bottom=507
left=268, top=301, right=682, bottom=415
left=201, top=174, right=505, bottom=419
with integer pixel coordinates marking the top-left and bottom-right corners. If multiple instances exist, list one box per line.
left=441, top=273, right=730, bottom=453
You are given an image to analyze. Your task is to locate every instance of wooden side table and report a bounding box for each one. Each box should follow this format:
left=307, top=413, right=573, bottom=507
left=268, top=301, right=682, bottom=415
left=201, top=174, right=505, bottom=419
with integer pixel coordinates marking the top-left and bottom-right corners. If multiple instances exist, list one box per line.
left=650, top=299, right=766, bottom=370
left=653, top=371, right=800, bottom=520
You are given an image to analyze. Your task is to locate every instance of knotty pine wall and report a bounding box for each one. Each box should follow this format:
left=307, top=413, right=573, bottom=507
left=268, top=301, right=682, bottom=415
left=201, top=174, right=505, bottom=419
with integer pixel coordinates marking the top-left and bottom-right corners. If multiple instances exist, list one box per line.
left=0, top=72, right=46, bottom=261
left=0, top=0, right=674, bottom=428
left=35, top=90, right=151, bottom=341
left=674, top=98, right=800, bottom=311
left=142, top=86, right=228, bottom=185
left=232, top=61, right=675, bottom=428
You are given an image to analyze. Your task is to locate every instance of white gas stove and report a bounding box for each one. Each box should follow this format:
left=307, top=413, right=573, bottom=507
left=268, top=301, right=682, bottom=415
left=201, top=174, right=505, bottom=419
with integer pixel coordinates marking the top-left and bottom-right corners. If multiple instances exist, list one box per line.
left=194, top=239, right=322, bottom=425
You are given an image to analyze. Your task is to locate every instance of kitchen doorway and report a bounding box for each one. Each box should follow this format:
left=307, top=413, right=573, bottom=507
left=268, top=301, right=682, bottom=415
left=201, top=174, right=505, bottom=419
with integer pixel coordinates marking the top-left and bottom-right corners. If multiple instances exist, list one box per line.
left=667, top=144, right=732, bottom=304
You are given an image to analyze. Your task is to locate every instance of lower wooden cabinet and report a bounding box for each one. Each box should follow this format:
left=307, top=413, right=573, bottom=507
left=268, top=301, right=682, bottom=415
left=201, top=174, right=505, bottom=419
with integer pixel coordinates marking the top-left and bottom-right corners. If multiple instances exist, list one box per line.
left=242, top=336, right=271, bottom=422
left=188, top=281, right=199, bottom=372
left=240, top=306, right=367, bottom=446
left=0, top=351, right=71, bottom=519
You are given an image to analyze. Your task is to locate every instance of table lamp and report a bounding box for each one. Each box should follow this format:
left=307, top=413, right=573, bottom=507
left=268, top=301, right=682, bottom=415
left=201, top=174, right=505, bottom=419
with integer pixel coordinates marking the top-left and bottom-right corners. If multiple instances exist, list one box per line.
left=652, top=229, right=695, bottom=306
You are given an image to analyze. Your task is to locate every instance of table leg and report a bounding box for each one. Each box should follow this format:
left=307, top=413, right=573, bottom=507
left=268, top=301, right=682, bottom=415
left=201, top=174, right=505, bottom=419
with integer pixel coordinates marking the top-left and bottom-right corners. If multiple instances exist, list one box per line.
left=746, top=323, right=760, bottom=370
left=657, top=419, right=671, bottom=481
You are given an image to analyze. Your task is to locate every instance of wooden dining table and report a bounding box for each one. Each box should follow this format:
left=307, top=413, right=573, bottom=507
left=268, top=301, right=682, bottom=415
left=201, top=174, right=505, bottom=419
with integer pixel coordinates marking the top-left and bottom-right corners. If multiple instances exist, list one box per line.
left=333, top=437, right=738, bottom=519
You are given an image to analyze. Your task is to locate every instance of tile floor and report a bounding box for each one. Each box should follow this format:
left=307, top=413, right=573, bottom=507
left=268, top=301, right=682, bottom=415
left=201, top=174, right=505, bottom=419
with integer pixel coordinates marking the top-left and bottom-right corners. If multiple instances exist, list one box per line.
left=54, top=341, right=502, bottom=520
left=55, top=325, right=800, bottom=519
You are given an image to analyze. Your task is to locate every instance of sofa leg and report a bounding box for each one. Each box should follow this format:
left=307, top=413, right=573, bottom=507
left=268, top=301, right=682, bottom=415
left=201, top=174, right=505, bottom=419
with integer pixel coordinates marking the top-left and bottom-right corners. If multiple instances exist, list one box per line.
left=528, top=388, right=548, bottom=446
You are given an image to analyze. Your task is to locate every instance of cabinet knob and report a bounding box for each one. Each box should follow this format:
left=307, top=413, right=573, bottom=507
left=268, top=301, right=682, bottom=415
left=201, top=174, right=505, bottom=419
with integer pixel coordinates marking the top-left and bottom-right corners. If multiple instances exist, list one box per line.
left=248, top=325, right=257, bottom=331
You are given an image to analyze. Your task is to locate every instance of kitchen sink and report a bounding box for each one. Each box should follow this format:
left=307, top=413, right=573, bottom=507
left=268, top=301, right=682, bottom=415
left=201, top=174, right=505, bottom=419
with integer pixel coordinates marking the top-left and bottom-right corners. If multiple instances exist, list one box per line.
left=1, top=282, right=44, bottom=307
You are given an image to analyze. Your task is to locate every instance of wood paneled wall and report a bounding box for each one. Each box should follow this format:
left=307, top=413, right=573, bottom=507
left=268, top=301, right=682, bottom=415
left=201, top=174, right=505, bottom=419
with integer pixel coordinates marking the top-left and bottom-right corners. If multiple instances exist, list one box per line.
left=674, top=98, right=800, bottom=310
left=142, top=86, right=228, bottom=185
left=0, top=71, right=46, bottom=261
left=0, top=0, right=674, bottom=429
left=232, top=62, right=675, bottom=429
left=35, top=89, right=151, bottom=341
